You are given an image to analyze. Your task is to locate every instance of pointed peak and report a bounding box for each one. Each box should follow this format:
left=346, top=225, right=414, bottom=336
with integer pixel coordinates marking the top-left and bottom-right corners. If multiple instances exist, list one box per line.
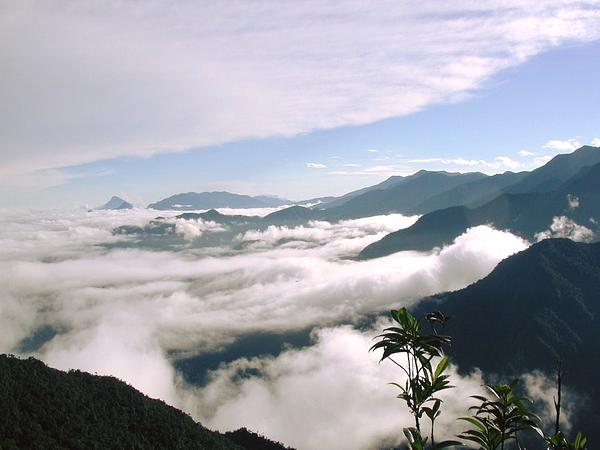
left=99, top=196, right=133, bottom=210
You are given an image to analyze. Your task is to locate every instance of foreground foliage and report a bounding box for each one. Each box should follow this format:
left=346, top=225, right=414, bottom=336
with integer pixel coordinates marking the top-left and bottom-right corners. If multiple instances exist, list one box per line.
left=459, top=382, right=541, bottom=450
left=372, top=308, right=588, bottom=450
left=371, top=308, right=460, bottom=449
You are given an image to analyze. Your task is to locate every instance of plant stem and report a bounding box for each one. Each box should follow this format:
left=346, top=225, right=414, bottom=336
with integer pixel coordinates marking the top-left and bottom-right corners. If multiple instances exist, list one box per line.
left=410, top=347, right=420, bottom=432
left=554, top=360, right=562, bottom=435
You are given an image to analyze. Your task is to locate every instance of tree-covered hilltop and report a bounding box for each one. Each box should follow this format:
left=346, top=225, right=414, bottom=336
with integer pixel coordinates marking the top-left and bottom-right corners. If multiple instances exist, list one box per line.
left=0, top=354, right=292, bottom=450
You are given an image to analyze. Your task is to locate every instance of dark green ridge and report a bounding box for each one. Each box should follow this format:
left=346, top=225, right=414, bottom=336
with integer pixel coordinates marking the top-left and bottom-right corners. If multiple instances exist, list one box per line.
left=413, top=238, right=600, bottom=445
left=0, top=354, right=293, bottom=450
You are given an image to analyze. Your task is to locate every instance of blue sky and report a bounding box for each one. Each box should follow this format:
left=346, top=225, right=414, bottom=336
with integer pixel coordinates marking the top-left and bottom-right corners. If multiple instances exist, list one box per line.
left=1, top=1, right=599, bottom=207
left=46, top=41, right=600, bottom=206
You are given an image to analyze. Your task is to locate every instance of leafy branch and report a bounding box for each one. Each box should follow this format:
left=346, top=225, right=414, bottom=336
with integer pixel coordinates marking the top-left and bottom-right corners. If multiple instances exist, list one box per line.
left=371, top=308, right=459, bottom=449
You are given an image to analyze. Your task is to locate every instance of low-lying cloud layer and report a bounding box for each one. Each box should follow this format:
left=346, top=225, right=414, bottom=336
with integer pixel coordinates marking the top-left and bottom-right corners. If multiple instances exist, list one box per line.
left=191, top=325, right=572, bottom=450
left=0, top=208, right=535, bottom=448
left=193, top=324, right=486, bottom=450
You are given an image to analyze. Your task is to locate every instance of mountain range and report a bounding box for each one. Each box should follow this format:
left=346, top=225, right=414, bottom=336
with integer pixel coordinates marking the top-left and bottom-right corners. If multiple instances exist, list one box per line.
left=112, top=146, right=600, bottom=258
left=359, top=146, right=600, bottom=258
left=317, top=170, right=488, bottom=219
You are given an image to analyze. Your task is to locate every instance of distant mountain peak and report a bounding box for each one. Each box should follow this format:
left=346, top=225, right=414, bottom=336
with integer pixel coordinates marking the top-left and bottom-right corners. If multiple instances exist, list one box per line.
left=99, top=196, right=133, bottom=210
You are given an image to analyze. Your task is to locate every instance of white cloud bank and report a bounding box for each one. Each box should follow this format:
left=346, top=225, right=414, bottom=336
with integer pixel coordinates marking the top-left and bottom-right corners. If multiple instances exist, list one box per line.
left=193, top=324, right=486, bottom=450
left=192, top=325, right=572, bottom=450
left=0, top=208, right=535, bottom=448
left=1, top=208, right=527, bottom=362
left=2, top=1, right=600, bottom=182
left=1, top=210, right=528, bottom=358
left=174, top=218, right=227, bottom=240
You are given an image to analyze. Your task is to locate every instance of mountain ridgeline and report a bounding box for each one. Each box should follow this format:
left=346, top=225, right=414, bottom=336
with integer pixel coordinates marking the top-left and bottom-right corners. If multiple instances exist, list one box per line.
left=113, top=146, right=600, bottom=256
left=360, top=145, right=600, bottom=258
left=148, top=192, right=291, bottom=210
left=317, top=170, right=488, bottom=220
left=0, top=355, right=292, bottom=450
left=412, top=238, right=600, bottom=443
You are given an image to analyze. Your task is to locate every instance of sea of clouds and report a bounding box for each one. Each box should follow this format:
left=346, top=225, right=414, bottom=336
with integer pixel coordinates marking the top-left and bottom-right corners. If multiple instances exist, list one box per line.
left=0, top=207, right=569, bottom=449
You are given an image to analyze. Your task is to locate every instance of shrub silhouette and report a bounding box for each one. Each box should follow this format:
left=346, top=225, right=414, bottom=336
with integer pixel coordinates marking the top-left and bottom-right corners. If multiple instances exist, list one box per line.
left=371, top=308, right=460, bottom=449
left=458, top=381, right=541, bottom=450
left=372, top=309, right=588, bottom=450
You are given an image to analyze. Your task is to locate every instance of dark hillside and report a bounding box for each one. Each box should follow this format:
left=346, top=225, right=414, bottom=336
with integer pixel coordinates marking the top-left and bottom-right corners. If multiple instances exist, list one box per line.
left=410, top=171, right=528, bottom=214
left=0, top=355, right=291, bottom=450
left=321, top=171, right=486, bottom=219
left=413, top=239, right=600, bottom=443
left=506, top=145, right=600, bottom=194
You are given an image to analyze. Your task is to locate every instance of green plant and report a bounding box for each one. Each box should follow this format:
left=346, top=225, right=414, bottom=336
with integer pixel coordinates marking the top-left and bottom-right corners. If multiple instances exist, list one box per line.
left=403, top=427, right=462, bottom=450
left=458, top=381, right=541, bottom=450
left=371, top=308, right=460, bottom=449
left=546, top=431, right=587, bottom=450
left=546, top=361, right=588, bottom=450
left=373, top=311, right=590, bottom=450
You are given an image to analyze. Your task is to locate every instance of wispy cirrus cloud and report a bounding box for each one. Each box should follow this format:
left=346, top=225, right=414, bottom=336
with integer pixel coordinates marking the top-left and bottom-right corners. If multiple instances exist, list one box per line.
left=305, top=162, right=328, bottom=169
left=328, top=165, right=411, bottom=177
left=2, top=1, right=600, bottom=184
left=408, top=157, right=486, bottom=166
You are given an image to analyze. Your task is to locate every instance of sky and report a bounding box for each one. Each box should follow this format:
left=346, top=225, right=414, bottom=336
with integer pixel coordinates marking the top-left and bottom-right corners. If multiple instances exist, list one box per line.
left=1, top=1, right=600, bottom=208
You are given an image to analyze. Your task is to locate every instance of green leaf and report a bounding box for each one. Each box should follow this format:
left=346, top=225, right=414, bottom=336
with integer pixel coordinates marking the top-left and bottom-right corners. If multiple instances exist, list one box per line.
left=459, top=417, right=486, bottom=431
left=434, top=356, right=449, bottom=380
left=432, top=440, right=463, bottom=449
